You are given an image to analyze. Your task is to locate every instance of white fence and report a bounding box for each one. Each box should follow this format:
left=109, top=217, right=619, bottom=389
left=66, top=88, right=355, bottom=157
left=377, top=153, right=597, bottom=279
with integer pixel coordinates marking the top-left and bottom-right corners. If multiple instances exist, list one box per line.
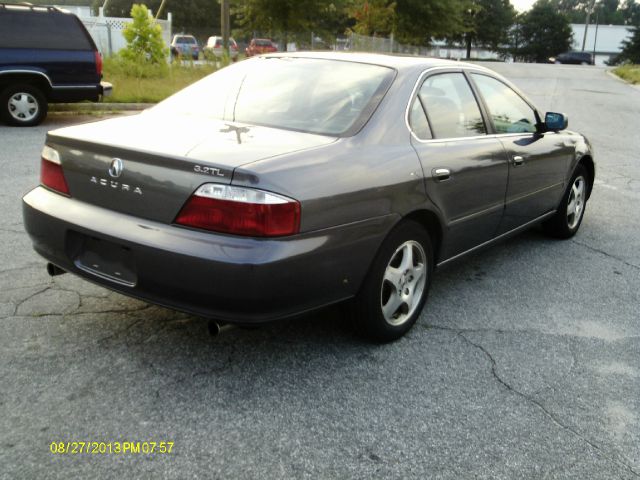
left=339, top=33, right=501, bottom=61
left=76, top=8, right=172, bottom=57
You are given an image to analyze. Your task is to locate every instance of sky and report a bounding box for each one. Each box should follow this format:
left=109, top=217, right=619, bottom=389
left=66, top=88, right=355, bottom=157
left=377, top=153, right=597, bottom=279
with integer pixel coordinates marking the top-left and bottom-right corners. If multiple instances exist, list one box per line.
left=510, top=0, right=536, bottom=12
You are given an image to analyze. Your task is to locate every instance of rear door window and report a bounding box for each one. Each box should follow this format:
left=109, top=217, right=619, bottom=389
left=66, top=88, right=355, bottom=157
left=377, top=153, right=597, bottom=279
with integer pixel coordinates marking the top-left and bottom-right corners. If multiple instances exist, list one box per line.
left=419, top=73, right=486, bottom=139
left=0, top=8, right=93, bottom=50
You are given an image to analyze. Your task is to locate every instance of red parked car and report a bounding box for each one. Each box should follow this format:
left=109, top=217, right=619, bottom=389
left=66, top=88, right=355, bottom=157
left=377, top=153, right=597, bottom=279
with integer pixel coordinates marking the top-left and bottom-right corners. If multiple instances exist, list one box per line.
left=245, top=38, right=277, bottom=57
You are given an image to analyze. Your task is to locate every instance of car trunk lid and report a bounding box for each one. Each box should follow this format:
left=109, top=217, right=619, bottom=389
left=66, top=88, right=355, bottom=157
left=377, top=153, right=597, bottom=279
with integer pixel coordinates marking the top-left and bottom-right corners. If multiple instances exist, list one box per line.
left=46, top=113, right=335, bottom=224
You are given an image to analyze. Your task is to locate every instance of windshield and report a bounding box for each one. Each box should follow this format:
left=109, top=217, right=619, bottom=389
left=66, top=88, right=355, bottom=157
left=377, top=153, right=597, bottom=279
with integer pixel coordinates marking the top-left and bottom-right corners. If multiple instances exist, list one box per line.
left=152, top=57, right=395, bottom=136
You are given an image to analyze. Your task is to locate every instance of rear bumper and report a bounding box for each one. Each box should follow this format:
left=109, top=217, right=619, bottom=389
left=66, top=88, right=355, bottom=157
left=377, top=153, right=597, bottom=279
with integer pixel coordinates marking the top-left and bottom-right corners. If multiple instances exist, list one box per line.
left=23, top=187, right=394, bottom=323
left=50, top=81, right=111, bottom=103
left=100, top=81, right=112, bottom=97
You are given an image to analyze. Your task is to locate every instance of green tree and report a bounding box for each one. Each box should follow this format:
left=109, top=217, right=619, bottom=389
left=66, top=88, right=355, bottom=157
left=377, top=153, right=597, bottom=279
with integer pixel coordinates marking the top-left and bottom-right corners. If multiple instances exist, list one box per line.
left=121, top=4, right=168, bottom=64
left=234, top=0, right=346, bottom=48
left=620, top=0, right=640, bottom=25
left=349, top=0, right=396, bottom=36
left=455, top=0, right=516, bottom=58
left=92, top=0, right=220, bottom=37
left=515, top=0, right=573, bottom=62
left=618, top=25, right=640, bottom=62
left=394, top=0, right=468, bottom=45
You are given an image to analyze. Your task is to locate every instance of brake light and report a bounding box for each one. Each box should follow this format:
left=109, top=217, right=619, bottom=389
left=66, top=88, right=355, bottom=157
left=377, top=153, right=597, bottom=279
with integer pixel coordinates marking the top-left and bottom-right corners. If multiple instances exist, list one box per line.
left=95, top=51, right=103, bottom=76
left=40, top=146, right=69, bottom=196
left=175, top=184, right=300, bottom=237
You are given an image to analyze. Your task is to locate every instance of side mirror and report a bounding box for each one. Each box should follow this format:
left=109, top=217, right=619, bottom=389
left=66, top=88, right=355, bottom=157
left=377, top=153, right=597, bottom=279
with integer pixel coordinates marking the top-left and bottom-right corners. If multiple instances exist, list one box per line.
left=545, top=112, right=568, bottom=131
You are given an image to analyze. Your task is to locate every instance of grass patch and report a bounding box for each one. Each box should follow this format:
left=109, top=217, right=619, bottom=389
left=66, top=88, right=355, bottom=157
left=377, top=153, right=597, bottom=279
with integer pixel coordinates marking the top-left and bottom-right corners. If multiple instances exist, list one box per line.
left=613, top=64, right=640, bottom=84
left=102, top=57, right=218, bottom=103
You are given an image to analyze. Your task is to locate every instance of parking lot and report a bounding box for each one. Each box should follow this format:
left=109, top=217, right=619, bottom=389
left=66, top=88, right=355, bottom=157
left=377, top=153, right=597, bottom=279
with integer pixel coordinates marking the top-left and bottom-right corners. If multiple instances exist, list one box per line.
left=1, top=63, right=638, bottom=479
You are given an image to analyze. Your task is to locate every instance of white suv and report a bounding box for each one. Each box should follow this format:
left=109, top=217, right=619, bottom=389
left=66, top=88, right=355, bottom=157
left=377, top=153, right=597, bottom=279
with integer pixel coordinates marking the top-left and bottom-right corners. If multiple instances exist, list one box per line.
left=204, top=36, right=239, bottom=60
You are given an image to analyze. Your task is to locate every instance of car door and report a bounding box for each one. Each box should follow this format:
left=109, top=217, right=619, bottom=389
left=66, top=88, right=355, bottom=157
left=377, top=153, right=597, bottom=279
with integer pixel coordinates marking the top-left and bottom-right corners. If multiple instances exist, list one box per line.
left=409, top=70, right=509, bottom=261
left=470, top=73, right=573, bottom=234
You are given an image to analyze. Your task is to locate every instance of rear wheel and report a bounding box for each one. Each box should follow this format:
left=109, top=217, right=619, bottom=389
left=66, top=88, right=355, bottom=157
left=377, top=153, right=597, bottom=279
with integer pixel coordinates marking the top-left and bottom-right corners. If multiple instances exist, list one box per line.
left=543, top=164, right=589, bottom=238
left=353, top=220, right=433, bottom=342
left=1, top=84, right=48, bottom=126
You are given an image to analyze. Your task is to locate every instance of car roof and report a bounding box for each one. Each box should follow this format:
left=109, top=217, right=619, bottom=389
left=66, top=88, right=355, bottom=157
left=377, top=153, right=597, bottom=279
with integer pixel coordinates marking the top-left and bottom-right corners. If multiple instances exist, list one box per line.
left=261, top=51, right=493, bottom=74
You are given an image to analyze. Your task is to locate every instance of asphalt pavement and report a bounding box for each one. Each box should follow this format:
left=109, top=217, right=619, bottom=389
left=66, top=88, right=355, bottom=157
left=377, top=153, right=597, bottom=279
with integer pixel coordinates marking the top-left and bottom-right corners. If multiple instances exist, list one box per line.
left=0, top=63, right=638, bottom=479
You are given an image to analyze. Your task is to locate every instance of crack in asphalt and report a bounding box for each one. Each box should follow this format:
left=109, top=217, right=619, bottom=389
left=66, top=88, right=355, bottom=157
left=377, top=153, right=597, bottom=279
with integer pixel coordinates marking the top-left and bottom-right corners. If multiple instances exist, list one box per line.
left=571, top=239, right=640, bottom=271
left=0, top=263, right=44, bottom=275
left=426, top=325, right=640, bottom=478
left=11, top=286, right=51, bottom=317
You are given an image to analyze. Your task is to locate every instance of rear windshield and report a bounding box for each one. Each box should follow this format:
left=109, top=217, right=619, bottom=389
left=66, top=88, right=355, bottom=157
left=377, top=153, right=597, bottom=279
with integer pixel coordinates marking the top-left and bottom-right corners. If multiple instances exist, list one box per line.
left=0, top=7, right=93, bottom=50
left=153, top=57, right=395, bottom=136
left=255, top=40, right=272, bottom=46
left=176, top=36, right=196, bottom=44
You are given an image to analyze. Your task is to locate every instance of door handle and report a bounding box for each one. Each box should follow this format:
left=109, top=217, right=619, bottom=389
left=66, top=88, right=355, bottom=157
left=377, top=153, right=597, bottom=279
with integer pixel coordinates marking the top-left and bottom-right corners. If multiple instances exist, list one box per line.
left=433, top=168, right=451, bottom=181
left=512, top=155, right=524, bottom=166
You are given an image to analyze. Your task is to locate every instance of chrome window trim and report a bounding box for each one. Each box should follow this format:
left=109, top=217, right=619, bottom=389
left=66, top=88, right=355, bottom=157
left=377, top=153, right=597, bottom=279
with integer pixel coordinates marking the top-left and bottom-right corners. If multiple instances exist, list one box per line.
left=405, top=65, right=540, bottom=144
left=0, top=70, right=98, bottom=90
left=52, top=85, right=98, bottom=90
left=437, top=210, right=556, bottom=268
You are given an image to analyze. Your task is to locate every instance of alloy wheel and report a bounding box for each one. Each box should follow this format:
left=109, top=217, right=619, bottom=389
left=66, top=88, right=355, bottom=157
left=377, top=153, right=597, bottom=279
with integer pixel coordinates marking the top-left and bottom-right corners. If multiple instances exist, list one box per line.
left=380, top=240, right=427, bottom=326
left=567, top=175, right=585, bottom=229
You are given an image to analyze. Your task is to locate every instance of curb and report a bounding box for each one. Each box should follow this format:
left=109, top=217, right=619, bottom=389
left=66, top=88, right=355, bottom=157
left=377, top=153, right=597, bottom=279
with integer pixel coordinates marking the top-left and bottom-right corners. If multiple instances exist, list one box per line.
left=604, top=69, right=640, bottom=90
left=49, top=103, right=155, bottom=113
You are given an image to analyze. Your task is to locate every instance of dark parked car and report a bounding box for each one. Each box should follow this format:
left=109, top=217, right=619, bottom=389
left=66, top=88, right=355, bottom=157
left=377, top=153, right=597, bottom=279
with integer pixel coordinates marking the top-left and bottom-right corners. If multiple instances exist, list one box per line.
left=170, top=34, right=199, bottom=60
left=245, top=38, right=277, bottom=57
left=550, top=51, right=594, bottom=65
left=0, top=3, right=111, bottom=126
left=23, top=53, right=595, bottom=341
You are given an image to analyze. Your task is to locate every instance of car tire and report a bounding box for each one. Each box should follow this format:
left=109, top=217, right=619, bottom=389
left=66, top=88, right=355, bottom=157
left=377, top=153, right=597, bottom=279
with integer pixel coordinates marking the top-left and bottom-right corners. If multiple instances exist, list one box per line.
left=0, top=84, right=48, bottom=127
left=353, top=220, right=433, bottom=342
left=543, top=164, right=589, bottom=239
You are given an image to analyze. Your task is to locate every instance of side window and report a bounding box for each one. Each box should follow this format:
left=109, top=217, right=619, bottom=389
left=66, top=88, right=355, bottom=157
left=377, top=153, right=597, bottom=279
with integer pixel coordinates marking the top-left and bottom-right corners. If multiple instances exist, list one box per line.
left=419, top=73, right=486, bottom=139
left=408, top=97, right=432, bottom=140
left=471, top=74, right=538, bottom=134
left=0, top=10, right=92, bottom=50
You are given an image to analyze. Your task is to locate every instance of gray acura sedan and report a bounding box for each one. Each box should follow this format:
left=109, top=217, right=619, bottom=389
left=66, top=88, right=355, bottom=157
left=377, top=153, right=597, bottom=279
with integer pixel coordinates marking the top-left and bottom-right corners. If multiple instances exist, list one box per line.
left=23, top=53, right=594, bottom=342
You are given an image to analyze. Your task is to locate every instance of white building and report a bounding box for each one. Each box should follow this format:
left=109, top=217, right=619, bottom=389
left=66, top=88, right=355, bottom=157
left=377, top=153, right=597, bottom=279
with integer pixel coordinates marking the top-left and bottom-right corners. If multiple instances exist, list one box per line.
left=570, top=23, right=633, bottom=65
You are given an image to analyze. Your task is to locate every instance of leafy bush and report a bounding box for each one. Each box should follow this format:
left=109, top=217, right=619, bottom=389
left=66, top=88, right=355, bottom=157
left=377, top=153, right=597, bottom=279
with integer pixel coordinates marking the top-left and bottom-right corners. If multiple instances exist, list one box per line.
left=121, top=4, right=168, bottom=67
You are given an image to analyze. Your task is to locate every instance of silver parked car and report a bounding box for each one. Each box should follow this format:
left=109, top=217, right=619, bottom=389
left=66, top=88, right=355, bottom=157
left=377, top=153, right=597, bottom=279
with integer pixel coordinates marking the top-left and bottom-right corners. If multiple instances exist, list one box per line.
left=203, top=35, right=239, bottom=61
left=23, top=53, right=594, bottom=342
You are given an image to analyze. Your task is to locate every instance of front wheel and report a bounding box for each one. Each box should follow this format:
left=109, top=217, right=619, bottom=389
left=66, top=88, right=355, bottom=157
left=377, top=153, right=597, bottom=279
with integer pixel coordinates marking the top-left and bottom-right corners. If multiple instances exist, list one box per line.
left=0, top=84, right=48, bottom=126
left=543, top=164, right=589, bottom=238
left=353, top=220, right=433, bottom=342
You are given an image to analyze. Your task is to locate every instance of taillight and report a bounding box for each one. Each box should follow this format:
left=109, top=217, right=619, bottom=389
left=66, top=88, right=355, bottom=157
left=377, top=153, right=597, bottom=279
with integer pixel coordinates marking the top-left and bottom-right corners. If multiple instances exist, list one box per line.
left=95, top=51, right=103, bottom=76
left=175, top=184, right=300, bottom=237
left=40, top=146, right=70, bottom=196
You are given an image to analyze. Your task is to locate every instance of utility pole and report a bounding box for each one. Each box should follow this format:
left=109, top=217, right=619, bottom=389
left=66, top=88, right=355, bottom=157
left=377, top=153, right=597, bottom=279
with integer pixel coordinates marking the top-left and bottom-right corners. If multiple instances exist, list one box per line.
left=221, top=0, right=230, bottom=58
left=581, top=0, right=597, bottom=51
left=154, top=0, right=168, bottom=20
left=593, top=8, right=600, bottom=64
